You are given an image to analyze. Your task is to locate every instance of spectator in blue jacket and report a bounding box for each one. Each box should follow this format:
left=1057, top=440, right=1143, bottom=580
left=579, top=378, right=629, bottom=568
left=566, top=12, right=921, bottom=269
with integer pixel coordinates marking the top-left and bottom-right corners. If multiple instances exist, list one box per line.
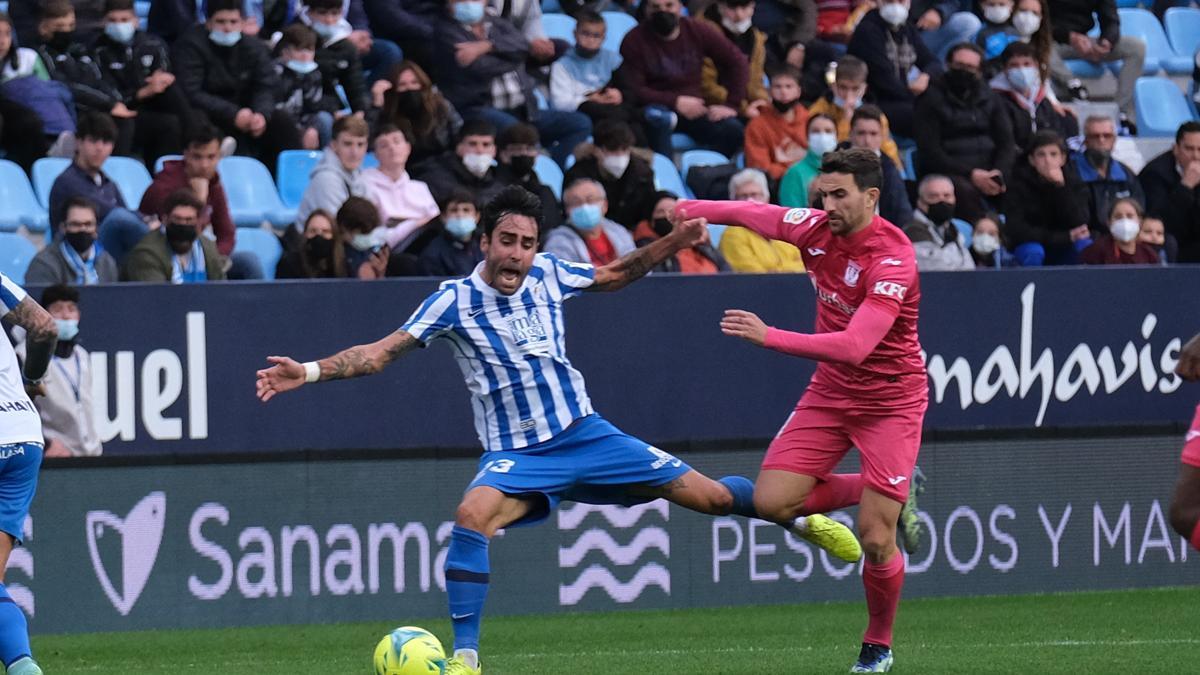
left=1072, top=114, right=1144, bottom=232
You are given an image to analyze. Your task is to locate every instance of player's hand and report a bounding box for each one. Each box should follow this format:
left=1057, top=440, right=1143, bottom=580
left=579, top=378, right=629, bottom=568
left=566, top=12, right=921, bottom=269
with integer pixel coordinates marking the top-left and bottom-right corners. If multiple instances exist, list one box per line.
left=721, top=309, right=768, bottom=347
left=24, top=382, right=46, bottom=399
left=256, top=356, right=307, bottom=402
left=668, top=216, right=709, bottom=248
left=1178, top=333, right=1200, bottom=382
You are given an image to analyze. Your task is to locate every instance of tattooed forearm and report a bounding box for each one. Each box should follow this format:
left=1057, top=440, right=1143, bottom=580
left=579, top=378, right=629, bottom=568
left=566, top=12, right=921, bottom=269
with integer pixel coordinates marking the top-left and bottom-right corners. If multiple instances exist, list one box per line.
left=591, top=237, right=677, bottom=292
left=7, top=298, right=57, bottom=381
left=316, top=331, right=418, bottom=382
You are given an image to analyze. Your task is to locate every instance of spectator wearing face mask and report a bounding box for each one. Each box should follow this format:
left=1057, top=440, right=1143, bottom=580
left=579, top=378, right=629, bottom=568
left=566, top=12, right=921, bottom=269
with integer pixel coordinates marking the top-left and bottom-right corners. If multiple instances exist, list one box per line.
left=548, top=10, right=645, bottom=144
left=1138, top=215, right=1171, bottom=264
left=1081, top=197, right=1160, bottom=265
left=1004, top=129, right=1091, bottom=266
left=699, top=0, right=770, bottom=119
left=633, top=190, right=729, bottom=273
left=849, top=105, right=910, bottom=226
left=277, top=209, right=347, bottom=278
left=36, top=0, right=128, bottom=123
left=376, top=61, right=463, bottom=168
left=720, top=168, right=806, bottom=272
left=779, top=113, right=837, bottom=207
left=969, top=212, right=1019, bottom=268
left=563, top=119, right=656, bottom=231
left=976, top=0, right=1019, bottom=62
left=294, top=115, right=371, bottom=233
left=299, top=0, right=370, bottom=116
left=14, top=285, right=102, bottom=457
left=1072, top=114, right=1144, bottom=232
left=544, top=178, right=636, bottom=265
left=26, top=197, right=119, bottom=286
left=413, top=119, right=508, bottom=207
left=123, top=189, right=226, bottom=283
left=989, top=41, right=1077, bottom=153
left=903, top=174, right=975, bottom=270
left=744, top=66, right=809, bottom=181
left=338, top=195, right=391, bottom=279
left=807, top=56, right=901, bottom=169
left=273, top=24, right=338, bottom=150
left=846, top=0, right=942, bottom=138
left=420, top=189, right=486, bottom=276
left=495, top=123, right=564, bottom=236
left=362, top=124, right=440, bottom=252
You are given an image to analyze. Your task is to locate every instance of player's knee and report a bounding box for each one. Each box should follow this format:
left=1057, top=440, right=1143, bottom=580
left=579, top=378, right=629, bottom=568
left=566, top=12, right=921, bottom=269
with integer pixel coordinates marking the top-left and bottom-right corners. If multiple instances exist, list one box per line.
left=753, top=492, right=799, bottom=522
left=455, top=500, right=492, bottom=534
left=858, top=520, right=897, bottom=563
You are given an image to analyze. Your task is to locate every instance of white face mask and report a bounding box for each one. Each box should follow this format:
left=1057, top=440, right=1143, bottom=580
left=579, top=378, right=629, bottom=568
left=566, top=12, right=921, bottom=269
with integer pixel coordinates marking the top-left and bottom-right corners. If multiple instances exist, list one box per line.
left=982, top=4, right=1012, bottom=24
left=1012, top=10, right=1041, bottom=36
left=808, top=132, right=837, bottom=157
left=600, top=153, right=630, bottom=178
left=721, top=17, right=753, bottom=34
left=462, top=152, right=494, bottom=177
left=972, top=232, right=1000, bottom=255
left=1110, top=217, right=1140, bottom=243
left=879, top=2, right=909, bottom=27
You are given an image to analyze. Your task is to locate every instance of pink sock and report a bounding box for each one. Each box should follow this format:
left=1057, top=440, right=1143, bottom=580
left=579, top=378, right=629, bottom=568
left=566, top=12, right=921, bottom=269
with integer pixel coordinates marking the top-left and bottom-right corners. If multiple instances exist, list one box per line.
left=1190, top=520, right=1200, bottom=552
left=799, top=473, right=863, bottom=515
left=862, top=551, right=905, bottom=647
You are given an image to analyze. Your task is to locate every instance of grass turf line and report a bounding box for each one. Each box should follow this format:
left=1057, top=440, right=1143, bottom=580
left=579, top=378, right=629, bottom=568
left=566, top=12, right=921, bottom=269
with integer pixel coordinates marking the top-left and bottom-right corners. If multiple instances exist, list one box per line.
left=33, top=587, right=1200, bottom=674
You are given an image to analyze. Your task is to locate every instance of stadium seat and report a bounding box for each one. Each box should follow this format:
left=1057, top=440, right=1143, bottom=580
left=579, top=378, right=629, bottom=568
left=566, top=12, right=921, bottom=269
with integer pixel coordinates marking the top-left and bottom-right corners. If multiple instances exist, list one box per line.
left=651, top=153, right=690, bottom=198
left=276, top=150, right=322, bottom=209
left=103, top=156, right=153, bottom=207
left=1165, top=8, right=1200, bottom=63
left=707, top=224, right=727, bottom=248
left=680, top=149, right=731, bottom=182
left=154, top=154, right=182, bottom=174
left=1118, top=8, right=1190, bottom=75
left=1134, top=76, right=1194, bottom=137
left=0, top=233, right=37, bottom=285
left=671, top=133, right=698, bottom=152
left=219, top=156, right=296, bottom=227
left=0, top=160, right=49, bottom=233
left=363, top=152, right=379, bottom=170
left=233, top=228, right=284, bottom=280
left=534, top=154, right=564, bottom=200
left=602, top=11, right=637, bottom=52
left=31, top=157, right=69, bottom=210
left=543, top=0, right=563, bottom=12
left=542, top=13, right=577, bottom=44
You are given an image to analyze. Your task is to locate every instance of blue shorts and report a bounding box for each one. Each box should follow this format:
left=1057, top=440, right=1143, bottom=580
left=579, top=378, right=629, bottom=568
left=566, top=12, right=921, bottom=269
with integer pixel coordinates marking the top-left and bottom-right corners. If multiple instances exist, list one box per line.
left=467, top=414, right=692, bottom=527
left=0, top=443, right=41, bottom=544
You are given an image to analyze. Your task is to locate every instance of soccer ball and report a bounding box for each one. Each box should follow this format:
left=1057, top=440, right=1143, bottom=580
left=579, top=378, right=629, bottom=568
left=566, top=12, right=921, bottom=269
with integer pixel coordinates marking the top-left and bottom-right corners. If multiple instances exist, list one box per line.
left=373, top=626, right=448, bottom=674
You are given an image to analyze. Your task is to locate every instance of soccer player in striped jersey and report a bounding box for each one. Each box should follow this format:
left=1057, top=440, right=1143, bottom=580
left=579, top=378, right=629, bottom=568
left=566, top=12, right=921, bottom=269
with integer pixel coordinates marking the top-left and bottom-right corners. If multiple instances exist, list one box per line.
left=256, top=186, right=861, bottom=675
left=0, top=272, right=57, bottom=675
left=1169, top=333, right=1200, bottom=551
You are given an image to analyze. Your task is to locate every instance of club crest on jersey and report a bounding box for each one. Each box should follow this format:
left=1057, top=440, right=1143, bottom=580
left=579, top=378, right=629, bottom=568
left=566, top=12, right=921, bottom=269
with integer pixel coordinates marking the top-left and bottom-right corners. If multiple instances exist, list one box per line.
left=843, top=261, right=861, bottom=287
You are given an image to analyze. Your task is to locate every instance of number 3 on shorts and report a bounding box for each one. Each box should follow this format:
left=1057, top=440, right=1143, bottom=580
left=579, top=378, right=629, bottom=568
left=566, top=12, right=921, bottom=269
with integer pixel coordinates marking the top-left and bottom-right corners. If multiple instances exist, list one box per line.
left=473, top=458, right=516, bottom=482
left=647, top=446, right=682, bottom=470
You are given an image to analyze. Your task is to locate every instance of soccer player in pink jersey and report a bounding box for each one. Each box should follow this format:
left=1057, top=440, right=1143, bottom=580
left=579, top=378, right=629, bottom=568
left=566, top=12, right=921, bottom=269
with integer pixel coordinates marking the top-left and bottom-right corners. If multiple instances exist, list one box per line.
left=677, top=148, right=927, bottom=673
left=1169, top=333, right=1200, bottom=551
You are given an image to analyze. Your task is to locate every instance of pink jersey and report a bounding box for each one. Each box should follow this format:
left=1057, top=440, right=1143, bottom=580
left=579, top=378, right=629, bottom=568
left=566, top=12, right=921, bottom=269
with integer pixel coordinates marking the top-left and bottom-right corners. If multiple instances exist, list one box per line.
left=679, top=200, right=927, bottom=403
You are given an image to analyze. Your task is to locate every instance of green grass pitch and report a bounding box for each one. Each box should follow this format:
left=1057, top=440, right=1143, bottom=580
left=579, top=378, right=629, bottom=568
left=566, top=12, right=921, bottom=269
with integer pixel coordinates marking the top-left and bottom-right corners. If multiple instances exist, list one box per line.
left=33, top=587, right=1199, bottom=673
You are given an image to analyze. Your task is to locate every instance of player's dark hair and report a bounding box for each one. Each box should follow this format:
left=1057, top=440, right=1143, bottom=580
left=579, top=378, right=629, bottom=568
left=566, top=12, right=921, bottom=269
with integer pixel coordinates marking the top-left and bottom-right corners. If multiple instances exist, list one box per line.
left=850, top=104, right=884, bottom=129
left=458, top=119, right=497, bottom=144
left=203, top=0, right=243, bottom=16
left=164, top=188, right=205, bottom=216
left=1177, top=121, right=1200, bottom=145
left=183, top=122, right=222, bottom=149
left=336, top=196, right=380, bottom=234
left=62, top=195, right=98, bottom=222
left=41, top=283, right=79, bottom=308
left=820, top=148, right=883, bottom=192
left=77, top=111, right=118, bottom=143
left=481, top=186, right=542, bottom=240
left=104, top=0, right=134, bottom=13
left=279, top=23, right=317, bottom=51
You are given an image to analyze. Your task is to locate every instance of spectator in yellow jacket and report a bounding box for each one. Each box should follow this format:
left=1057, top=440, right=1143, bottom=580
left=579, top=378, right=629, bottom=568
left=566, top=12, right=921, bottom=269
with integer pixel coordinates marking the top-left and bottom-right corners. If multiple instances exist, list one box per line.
left=718, top=168, right=806, bottom=273
left=698, top=0, right=769, bottom=118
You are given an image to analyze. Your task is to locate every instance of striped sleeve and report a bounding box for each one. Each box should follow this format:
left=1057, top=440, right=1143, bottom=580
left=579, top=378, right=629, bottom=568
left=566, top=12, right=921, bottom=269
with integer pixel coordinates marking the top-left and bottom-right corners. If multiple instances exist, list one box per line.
left=0, top=272, right=28, bottom=315
left=541, top=253, right=595, bottom=299
left=400, top=285, right=459, bottom=344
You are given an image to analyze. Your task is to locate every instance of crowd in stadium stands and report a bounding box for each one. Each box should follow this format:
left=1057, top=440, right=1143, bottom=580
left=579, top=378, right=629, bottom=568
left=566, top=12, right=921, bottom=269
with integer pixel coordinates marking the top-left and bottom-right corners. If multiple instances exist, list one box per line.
left=1, top=0, right=1199, bottom=292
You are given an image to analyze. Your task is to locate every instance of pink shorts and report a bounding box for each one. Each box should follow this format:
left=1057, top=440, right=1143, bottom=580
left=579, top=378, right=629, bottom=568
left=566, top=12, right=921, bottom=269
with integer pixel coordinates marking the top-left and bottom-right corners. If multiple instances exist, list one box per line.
left=762, top=390, right=927, bottom=503
left=1181, top=403, right=1200, bottom=468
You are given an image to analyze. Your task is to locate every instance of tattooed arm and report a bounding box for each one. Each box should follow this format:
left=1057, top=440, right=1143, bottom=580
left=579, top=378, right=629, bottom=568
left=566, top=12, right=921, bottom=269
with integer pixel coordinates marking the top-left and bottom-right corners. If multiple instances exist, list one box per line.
left=255, top=330, right=421, bottom=402
left=4, top=297, right=58, bottom=383
left=588, top=217, right=710, bottom=292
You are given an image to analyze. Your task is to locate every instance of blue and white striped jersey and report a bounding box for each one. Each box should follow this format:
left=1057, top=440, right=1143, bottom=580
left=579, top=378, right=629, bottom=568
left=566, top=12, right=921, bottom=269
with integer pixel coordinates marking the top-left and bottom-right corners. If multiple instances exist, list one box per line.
left=401, top=253, right=596, bottom=452
left=0, top=273, right=43, bottom=446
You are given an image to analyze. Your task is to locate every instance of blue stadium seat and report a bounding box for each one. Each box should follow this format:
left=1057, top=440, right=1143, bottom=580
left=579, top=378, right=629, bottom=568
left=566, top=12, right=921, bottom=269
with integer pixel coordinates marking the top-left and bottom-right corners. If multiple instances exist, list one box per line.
left=1119, top=8, right=1189, bottom=75
left=901, top=146, right=918, bottom=181
left=103, top=156, right=153, bottom=207
left=534, top=154, right=564, bottom=200
left=0, top=160, right=49, bottom=233
left=31, top=157, right=69, bottom=210
left=601, top=11, right=637, bottom=52
left=1165, top=8, right=1200, bottom=62
left=0, top=2, right=8, bottom=12
left=543, top=0, right=563, bottom=12
left=679, top=149, right=731, bottom=184
left=154, top=154, right=182, bottom=174
left=233, top=228, right=284, bottom=280
left=276, top=150, right=322, bottom=209
left=651, top=153, right=690, bottom=198
left=0, top=234, right=37, bottom=285
left=219, top=156, right=296, bottom=227
left=1135, top=76, right=1194, bottom=137
left=543, top=13, right=577, bottom=44
left=671, top=133, right=698, bottom=152
left=363, top=152, right=379, bottom=170
left=707, top=224, right=727, bottom=248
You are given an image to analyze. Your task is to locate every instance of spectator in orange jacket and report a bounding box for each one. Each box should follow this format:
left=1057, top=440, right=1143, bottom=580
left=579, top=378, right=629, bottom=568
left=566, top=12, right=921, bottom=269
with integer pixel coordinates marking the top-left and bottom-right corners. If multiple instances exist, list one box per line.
left=743, top=66, right=809, bottom=181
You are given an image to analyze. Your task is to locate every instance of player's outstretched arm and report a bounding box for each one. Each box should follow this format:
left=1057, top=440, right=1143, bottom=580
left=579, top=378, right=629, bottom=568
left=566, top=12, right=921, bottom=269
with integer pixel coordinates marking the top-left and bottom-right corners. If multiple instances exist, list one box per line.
left=3, top=296, right=58, bottom=393
left=589, top=216, right=709, bottom=292
left=256, top=329, right=420, bottom=402
left=720, top=303, right=896, bottom=366
left=674, top=199, right=815, bottom=246
left=1179, top=333, right=1200, bottom=382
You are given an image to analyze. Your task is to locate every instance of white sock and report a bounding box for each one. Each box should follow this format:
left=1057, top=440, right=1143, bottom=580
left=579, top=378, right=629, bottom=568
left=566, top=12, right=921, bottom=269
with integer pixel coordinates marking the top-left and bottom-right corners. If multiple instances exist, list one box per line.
left=454, top=648, right=479, bottom=669
left=791, top=516, right=809, bottom=533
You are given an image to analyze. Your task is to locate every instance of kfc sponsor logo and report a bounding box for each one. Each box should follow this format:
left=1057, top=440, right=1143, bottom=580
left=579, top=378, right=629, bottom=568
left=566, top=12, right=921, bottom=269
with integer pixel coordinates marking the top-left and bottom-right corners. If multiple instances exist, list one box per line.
left=873, top=281, right=908, bottom=300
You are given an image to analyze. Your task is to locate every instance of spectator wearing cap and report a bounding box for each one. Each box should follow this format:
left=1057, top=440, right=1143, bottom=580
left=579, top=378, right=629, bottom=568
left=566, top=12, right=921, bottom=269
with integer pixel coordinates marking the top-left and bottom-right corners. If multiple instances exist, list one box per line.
left=634, top=191, right=729, bottom=273
left=362, top=123, right=440, bottom=251
left=420, top=189, right=486, bottom=276
left=545, top=178, right=636, bottom=265
left=26, top=197, right=119, bottom=286
left=123, top=188, right=227, bottom=282
left=413, top=119, right=508, bottom=207
left=563, top=119, right=656, bottom=230
left=495, top=123, right=564, bottom=236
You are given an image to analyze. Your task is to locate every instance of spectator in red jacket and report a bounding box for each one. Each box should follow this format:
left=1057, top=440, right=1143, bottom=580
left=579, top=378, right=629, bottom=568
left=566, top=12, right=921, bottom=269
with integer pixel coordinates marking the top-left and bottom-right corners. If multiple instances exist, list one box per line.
left=1080, top=197, right=1161, bottom=265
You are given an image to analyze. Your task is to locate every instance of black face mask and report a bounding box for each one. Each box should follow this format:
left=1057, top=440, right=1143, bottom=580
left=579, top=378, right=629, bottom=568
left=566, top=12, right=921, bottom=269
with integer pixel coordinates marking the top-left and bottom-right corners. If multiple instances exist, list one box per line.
left=305, top=235, right=334, bottom=260
left=924, top=201, right=955, bottom=225
left=575, top=45, right=600, bottom=59
left=1084, top=147, right=1110, bottom=167
left=64, top=231, right=95, bottom=254
left=649, top=11, right=679, bottom=36
left=392, top=90, right=423, bottom=116
left=943, top=68, right=980, bottom=97
left=48, top=30, right=74, bottom=50
left=164, top=222, right=198, bottom=252
left=772, top=99, right=797, bottom=114
left=507, top=154, right=535, bottom=177
left=652, top=217, right=673, bottom=237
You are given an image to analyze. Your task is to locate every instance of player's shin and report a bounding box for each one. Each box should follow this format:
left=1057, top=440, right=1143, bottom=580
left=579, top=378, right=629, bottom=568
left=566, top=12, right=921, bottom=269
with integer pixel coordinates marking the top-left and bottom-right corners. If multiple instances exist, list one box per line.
left=717, top=476, right=759, bottom=518
left=862, top=551, right=905, bottom=648
left=799, top=473, right=863, bottom=515
left=445, top=526, right=490, bottom=664
left=0, top=583, right=33, bottom=670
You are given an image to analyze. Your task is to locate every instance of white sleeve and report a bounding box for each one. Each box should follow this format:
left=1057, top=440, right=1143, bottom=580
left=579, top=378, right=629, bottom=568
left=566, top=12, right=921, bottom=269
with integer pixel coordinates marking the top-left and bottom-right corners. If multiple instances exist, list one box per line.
left=400, top=286, right=459, bottom=343
left=0, top=273, right=29, bottom=315
left=541, top=253, right=595, bottom=299
left=549, top=63, right=588, bottom=111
